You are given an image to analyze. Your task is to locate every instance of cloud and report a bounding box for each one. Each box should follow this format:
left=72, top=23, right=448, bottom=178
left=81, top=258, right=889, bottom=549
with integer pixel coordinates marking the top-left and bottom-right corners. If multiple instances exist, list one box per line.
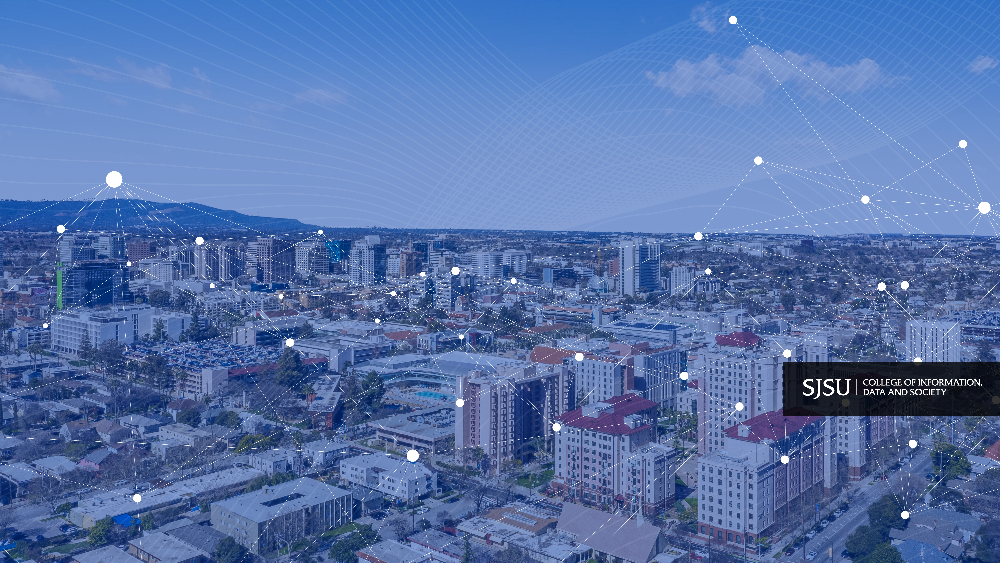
left=690, top=2, right=717, bottom=33
left=294, top=88, right=348, bottom=105
left=969, top=55, right=998, bottom=74
left=645, top=45, right=894, bottom=106
left=183, top=67, right=211, bottom=97
left=0, top=64, right=60, bottom=102
left=74, top=58, right=171, bottom=89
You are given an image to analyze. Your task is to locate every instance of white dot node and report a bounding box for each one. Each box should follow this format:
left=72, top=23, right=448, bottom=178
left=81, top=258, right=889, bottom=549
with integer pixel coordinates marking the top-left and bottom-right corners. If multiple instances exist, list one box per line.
left=133, top=494, right=141, bottom=503
left=106, top=171, right=122, bottom=188
left=861, top=195, right=870, bottom=204
left=901, top=281, right=910, bottom=290
left=406, top=449, right=419, bottom=462
left=575, top=353, right=584, bottom=361
left=909, top=439, right=918, bottom=449
left=317, top=229, right=323, bottom=235
left=511, top=278, right=517, bottom=284
left=195, top=237, right=205, bottom=246
left=278, top=293, right=284, bottom=300
left=694, top=232, right=704, bottom=241
left=901, top=511, right=910, bottom=520
left=374, top=318, right=380, bottom=324
left=56, top=225, right=65, bottom=234
left=753, top=156, right=762, bottom=165
left=914, top=357, right=922, bottom=364
left=878, top=282, right=886, bottom=292
left=43, top=323, right=48, bottom=329
left=459, top=334, right=465, bottom=340
left=783, top=349, right=792, bottom=358
left=455, top=398, right=465, bottom=408
left=960, top=140, right=968, bottom=148
left=420, top=272, right=426, bottom=277
left=680, top=371, right=689, bottom=381
left=390, top=291, right=397, bottom=296
left=126, top=261, right=132, bottom=267
left=705, top=268, right=712, bottom=275
left=729, top=16, right=738, bottom=24
left=979, top=202, right=991, bottom=214
left=552, top=423, right=562, bottom=432
left=735, top=402, right=744, bottom=411
left=780, top=455, right=789, bottom=464
left=285, top=338, right=295, bottom=347
left=451, top=267, right=460, bottom=275
left=210, top=283, right=215, bottom=288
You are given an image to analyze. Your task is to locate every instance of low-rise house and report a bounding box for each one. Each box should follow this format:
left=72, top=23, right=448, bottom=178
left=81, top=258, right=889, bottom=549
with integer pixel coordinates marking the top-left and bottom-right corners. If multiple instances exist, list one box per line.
left=340, top=453, right=437, bottom=502
left=407, top=530, right=464, bottom=563
left=95, top=420, right=132, bottom=444
left=79, top=449, right=116, bottom=471
left=33, top=455, right=78, bottom=476
left=0, top=462, right=38, bottom=504
left=119, top=414, right=163, bottom=438
left=72, top=545, right=144, bottom=563
left=128, top=531, right=209, bottom=563
left=167, top=399, right=200, bottom=421
left=249, top=448, right=300, bottom=475
left=60, top=420, right=98, bottom=442
left=556, top=503, right=667, bottom=563
left=303, top=439, right=350, bottom=467
left=358, top=540, right=432, bottom=563
left=162, top=522, right=230, bottom=556
left=0, top=434, right=24, bottom=457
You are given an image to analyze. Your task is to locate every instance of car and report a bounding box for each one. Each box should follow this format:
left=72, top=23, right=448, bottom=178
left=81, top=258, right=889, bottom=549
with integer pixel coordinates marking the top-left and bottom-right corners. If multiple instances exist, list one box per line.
left=926, top=473, right=935, bottom=480
left=842, top=549, right=850, bottom=559
left=834, top=510, right=844, bottom=517
left=828, top=513, right=837, bottom=521
left=821, top=519, right=830, bottom=526
left=785, top=549, right=796, bottom=556
left=806, top=531, right=817, bottom=539
left=34, top=535, right=44, bottom=542
left=807, top=551, right=818, bottom=561
left=114, top=480, right=128, bottom=487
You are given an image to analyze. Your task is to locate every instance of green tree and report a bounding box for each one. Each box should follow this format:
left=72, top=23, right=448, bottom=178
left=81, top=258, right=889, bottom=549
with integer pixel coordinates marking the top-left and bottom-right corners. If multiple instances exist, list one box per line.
left=26, top=342, right=46, bottom=371
left=858, top=543, right=904, bottom=563
left=462, top=537, right=473, bottom=563
left=868, top=495, right=907, bottom=535
left=152, top=318, right=167, bottom=341
left=216, top=410, right=242, bottom=429
left=56, top=502, right=72, bottom=516
left=328, top=524, right=380, bottom=563
left=274, top=348, right=308, bottom=388
left=846, top=525, right=883, bottom=557
left=972, top=521, right=1000, bottom=563
left=977, top=340, right=994, bottom=362
left=78, top=327, right=93, bottom=360
left=214, top=536, right=249, bottom=563
left=297, top=322, right=315, bottom=339
left=932, top=443, right=972, bottom=481
left=177, top=408, right=201, bottom=428
left=140, top=512, right=155, bottom=531
left=234, top=434, right=276, bottom=454
left=148, top=289, right=172, bottom=308
left=361, top=370, right=386, bottom=410
left=781, top=293, right=796, bottom=313
left=88, top=515, right=115, bottom=546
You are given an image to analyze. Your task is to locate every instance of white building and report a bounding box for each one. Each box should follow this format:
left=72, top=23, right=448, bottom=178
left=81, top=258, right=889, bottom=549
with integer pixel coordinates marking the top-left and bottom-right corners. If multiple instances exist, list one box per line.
left=576, top=355, right=626, bottom=404
left=51, top=305, right=153, bottom=355
left=633, top=348, right=686, bottom=408
left=468, top=252, right=504, bottom=279
left=906, top=320, right=961, bottom=362
left=502, top=251, right=528, bottom=275
left=296, top=241, right=329, bottom=276
left=618, top=239, right=661, bottom=296
left=339, top=453, right=437, bottom=501
left=669, top=267, right=695, bottom=296
left=349, top=236, right=386, bottom=287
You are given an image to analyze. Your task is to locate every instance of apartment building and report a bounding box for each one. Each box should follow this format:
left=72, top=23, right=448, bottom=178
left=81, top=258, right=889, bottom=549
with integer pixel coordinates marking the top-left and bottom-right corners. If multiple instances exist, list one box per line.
left=339, top=453, right=437, bottom=501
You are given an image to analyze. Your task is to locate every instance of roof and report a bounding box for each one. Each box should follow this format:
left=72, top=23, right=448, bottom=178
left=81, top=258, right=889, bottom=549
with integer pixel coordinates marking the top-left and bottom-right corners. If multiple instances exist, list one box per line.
left=385, top=331, right=422, bottom=341
left=715, top=330, right=760, bottom=347
left=407, top=530, right=463, bottom=559
left=167, top=399, right=199, bottom=411
left=211, top=477, right=350, bottom=524
left=72, top=545, right=144, bottom=563
left=530, top=346, right=576, bottom=365
left=523, top=323, right=572, bottom=334
left=163, top=524, right=229, bottom=557
left=261, top=309, right=299, bottom=319
left=33, top=455, right=77, bottom=474
left=0, top=462, right=38, bottom=483
left=555, top=393, right=657, bottom=435
left=557, top=502, right=662, bottom=563
left=358, top=540, right=431, bottom=563
left=228, top=356, right=326, bottom=377
left=82, top=449, right=114, bottom=465
left=909, top=508, right=982, bottom=532
left=482, top=505, right=557, bottom=534
left=129, top=531, right=208, bottom=563
left=985, top=439, right=1000, bottom=462
left=724, top=410, right=822, bottom=443
left=897, top=540, right=953, bottom=563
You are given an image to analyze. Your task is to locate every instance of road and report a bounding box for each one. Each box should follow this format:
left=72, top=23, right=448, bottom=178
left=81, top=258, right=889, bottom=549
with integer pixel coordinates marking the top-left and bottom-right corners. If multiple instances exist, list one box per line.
left=776, top=442, right=933, bottom=563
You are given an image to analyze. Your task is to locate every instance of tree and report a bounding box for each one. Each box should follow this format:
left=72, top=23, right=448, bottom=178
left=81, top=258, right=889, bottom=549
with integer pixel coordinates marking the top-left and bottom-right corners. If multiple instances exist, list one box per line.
left=932, top=442, right=971, bottom=481
left=389, top=516, right=411, bottom=540
left=328, top=524, right=380, bottom=563
left=859, top=543, right=904, bottom=563
left=781, top=293, right=796, bottom=313
left=216, top=410, right=242, bottom=429
left=234, top=434, right=276, bottom=454
left=274, top=348, right=308, bottom=388
left=56, top=502, right=73, bottom=516
left=177, top=408, right=201, bottom=428
left=214, top=536, right=249, bottom=563
left=360, top=370, right=385, bottom=410
left=868, top=495, right=907, bottom=535
left=297, top=322, right=314, bottom=339
left=972, top=521, right=1000, bottom=563
left=976, top=340, right=995, bottom=362
left=462, top=537, right=473, bottom=563
left=148, top=289, right=172, bottom=308
left=140, top=512, right=156, bottom=531
left=88, top=515, right=115, bottom=546
left=846, top=525, right=883, bottom=558
left=152, top=318, right=167, bottom=341
left=26, top=342, right=45, bottom=371
left=78, top=327, right=93, bottom=360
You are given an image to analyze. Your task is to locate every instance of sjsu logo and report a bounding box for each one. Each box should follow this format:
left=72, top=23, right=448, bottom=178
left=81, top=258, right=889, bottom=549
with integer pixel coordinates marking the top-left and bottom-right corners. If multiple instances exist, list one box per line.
left=802, top=379, right=851, bottom=399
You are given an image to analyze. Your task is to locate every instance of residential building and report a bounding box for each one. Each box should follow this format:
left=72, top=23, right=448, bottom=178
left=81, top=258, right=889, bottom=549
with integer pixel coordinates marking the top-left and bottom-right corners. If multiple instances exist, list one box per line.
left=633, top=348, right=686, bottom=408
left=74, top=545, right=145, bottom=563
left=575, top=355, right=629, bottom=404
left=296, top=241, right=329, bottom=276
left=350, top=236, right=388, bottom=287
left=456, top=360, right=573, bottom=474
left=557, top=503, right=668, bottom=563
left=302, top=439, right=351, bottom=467
left=669, top=267, right=695, bottom=297
left=339, top=453, right=437, bottom=502
left=210, top=477, right=352, bottom=554
left=249, top=448, right=301, bottom=475
left=551, top=394, right=676, bottom=515
left=128, top=532, right=208, bottom=563
left=255, top=237, right=295, bottom=284
left=502, top=250, right=529, bottom=275
left=126, top=240, right=157, bottom=262
left=51, top=305, right=153, bottom=355
left=369, top=407, right=454, bottom=453
left=618, top=239, right=661, bottom=296
left=906, top=320, right=961, bottom=362
left=61, top=261, right=130, bottom=308
left=0, top=462, right=37, bottom=504
left=357, top=540, right=432, bottom=563
left=468, top=251, right=504, bottom=279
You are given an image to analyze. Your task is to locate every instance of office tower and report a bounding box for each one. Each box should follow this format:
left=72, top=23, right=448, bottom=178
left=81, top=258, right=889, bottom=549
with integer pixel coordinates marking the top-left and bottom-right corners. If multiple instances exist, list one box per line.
left=61, top=262, right=130, bottom=308
left=136, top=258, right=179, bottom=282
left=51, top=305, right=153, bottom=354
left=410, top=241, right=429, bottom=262
left=96, top=236, right=125, bottom=260
left=433, top=272, right=476, bottom=311
left=0, top=240, right=4, bottom=277
left=551, top=394, right=675, bottom=515
left=58, top=236, right=96, bottom=263
left=502, top=250, right=528, bottom=275
left=167, top=245, right=196, bottom=278
left=633, top=348, right=686, bottom=408
left=349, top=236, right=387, bottom=287
left=126, top=240, right=157, bottom=262
left=576, top=355, right=629, bottom=404
left=216, top=242, right=245, bottom=281
left=386, top=251, right=401, bottom=277
left=456, top=361, right=571, bottom=475
left=255, top=237, right=295, bottom=284
left=618, top=238, right=661, bottom=296
left=399, top=250, right=421, bottom=277
left=905, top=319, right=961, bottom=361
left=468, top=251, right=504, bottom=279
left=670, top=266, right=696, bottom=296
left=295, top=241, right=329, bottom=276
left=324, top=240, right=352, bottom=274
left=193, top=244, right=219, bottom=280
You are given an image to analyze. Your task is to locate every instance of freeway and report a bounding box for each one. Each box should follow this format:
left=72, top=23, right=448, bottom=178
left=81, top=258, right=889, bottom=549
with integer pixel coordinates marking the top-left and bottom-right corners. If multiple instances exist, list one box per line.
left=777, top=441, right=933, bottom=563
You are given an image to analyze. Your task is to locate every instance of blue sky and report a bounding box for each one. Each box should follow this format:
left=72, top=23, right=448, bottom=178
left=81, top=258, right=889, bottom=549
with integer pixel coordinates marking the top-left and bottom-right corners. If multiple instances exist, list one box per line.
left=2, top=0, right=1000, bottom=236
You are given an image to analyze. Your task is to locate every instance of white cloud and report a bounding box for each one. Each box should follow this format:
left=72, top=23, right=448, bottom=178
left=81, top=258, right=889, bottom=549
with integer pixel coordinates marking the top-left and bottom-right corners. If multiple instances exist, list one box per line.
left=294, top=88, right=348, bottom=105
left=969, top=55, right=998, bottom=74
left=0, top=64, right=60, bottom=102
left=690, top=2, right=717, bottom=33
left=74, top=58, right=171, bottom=89
left=645, top=45, right=893, bottom=106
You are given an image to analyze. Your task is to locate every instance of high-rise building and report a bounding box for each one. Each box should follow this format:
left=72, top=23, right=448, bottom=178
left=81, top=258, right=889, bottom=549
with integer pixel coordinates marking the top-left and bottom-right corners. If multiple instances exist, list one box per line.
left=61, top=262, right=130, bottom=308
left=670, top=266, right=695, bottom=296
left=96, top=236, right=125, bottom=260
left=51, top=305, right=152, bottom=354
left=633, top=348, right=687, bottom=408
left=295, top=241, right=330, bottom=276
left=126, top=240, right=157, bottom=262
left=905, top=320, right=961, bottom=361
left=255, top=238, right=295, bottom=284
left=618, top=239, right=661, bottom=296
left=194, top=244, right=219, bottom=280
left=324, top=240, right=352, bottom=274
left=551, top=394, right=676, bottom=515
left=456, top=360, right=572, bottom=474
left=349, top=236, right=387, bottom=287
left=468, top=251, right=504, bottom=279
left=502, top=250, right=528, bottom=275
left=136, top=258, right=179, bottom=282
left=58, top=236, right=96, bottom=264
left=216, top=242, right=245, bottom=281
left=399, top=250, right=422, bottom=278
left=575, top=355, right=629, bottom=404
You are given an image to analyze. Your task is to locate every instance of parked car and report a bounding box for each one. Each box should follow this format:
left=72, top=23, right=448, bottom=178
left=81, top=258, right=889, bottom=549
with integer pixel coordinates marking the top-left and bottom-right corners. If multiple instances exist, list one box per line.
left=828, top=513, right=837, bottom=521
left=842, top=549, right=850, bottom=559
left=834, top=509, right=844, bottom=517
left=114, top=480, right=128, bottom=487
left=34, top=535, right=44, bottom=542
left=807, top=551, right=818, bottom=561
left=821, top=519, right=830, bottom=527
left=806, top=531, right=817, bottom=539
left=785, top=548, right=796, bottom=556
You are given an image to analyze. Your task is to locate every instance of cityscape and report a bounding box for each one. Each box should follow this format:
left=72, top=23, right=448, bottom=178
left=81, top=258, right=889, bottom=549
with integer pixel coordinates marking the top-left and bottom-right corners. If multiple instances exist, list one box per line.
left=1, top=3, right=999, bottom=563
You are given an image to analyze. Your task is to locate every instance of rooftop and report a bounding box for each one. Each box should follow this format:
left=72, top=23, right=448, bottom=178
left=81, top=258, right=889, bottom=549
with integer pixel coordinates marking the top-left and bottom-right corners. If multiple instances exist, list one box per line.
left=211, top=477, right=350, bottom=524
left=557, top=503, right=662, bottom=563
left=130, top=532, right=208, bottom=563
left=723, top=410, right=822, bottom=443
left=358, top=540, right=431, bottom=563
left=72, top=546, right=144, bottom=563
left=555, top=393, right=657, bottom=435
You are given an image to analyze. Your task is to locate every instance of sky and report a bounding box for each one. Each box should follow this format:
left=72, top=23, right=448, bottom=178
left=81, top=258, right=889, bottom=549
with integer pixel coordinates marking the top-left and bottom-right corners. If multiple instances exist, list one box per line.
left=2, top=0, right=1000, bottom=237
